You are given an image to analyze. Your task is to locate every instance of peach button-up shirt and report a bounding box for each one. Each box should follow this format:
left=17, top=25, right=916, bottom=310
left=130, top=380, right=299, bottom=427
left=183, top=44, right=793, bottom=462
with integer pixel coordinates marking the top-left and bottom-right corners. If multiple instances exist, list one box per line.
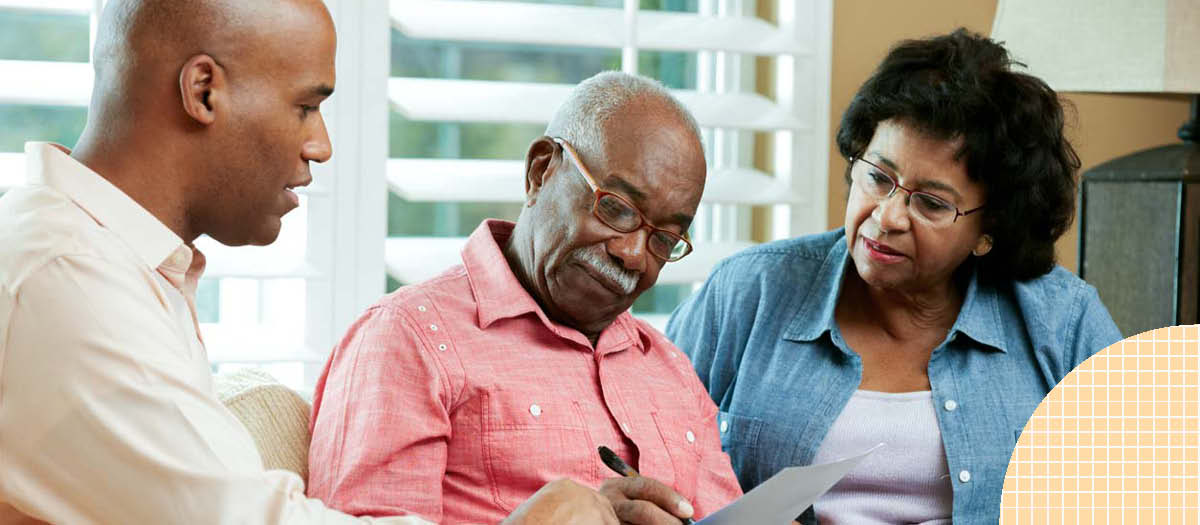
left=307, top=220, right=743, bottom=524
left=0, top=143, right=428, bottom=524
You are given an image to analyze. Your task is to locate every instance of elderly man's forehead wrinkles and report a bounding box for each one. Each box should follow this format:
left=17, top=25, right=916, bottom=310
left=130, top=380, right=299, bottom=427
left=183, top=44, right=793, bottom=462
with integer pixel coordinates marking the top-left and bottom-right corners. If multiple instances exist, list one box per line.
left=601, top=175, right=649, bottom=203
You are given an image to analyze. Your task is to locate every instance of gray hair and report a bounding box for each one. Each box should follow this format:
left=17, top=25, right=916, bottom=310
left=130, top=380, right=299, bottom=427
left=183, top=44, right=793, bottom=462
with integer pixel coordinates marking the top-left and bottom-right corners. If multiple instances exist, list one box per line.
left=545, top=71, right=702, bottom=162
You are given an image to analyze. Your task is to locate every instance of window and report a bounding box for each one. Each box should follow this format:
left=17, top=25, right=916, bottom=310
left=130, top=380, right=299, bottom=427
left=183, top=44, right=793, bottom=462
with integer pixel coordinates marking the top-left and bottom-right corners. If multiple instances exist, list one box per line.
left=0, top=0, right=832, bottom=392
left=385, top=0, right=834, bottom=330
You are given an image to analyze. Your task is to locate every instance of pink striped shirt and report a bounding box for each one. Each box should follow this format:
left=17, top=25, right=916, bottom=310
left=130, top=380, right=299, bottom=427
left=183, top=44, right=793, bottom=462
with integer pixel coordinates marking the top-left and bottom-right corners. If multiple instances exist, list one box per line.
left=308, top=220, right=742, bottom=524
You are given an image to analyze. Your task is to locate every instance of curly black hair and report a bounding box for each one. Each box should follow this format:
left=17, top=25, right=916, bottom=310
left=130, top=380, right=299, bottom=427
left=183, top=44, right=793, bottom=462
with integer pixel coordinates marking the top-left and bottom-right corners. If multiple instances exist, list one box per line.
left=837, top=28, right=1079, bottom=282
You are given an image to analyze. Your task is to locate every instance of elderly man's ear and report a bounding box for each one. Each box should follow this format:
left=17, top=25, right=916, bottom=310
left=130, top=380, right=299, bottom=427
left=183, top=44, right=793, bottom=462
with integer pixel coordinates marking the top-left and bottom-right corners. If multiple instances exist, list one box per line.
left=522, top=136, right=560, bottom=207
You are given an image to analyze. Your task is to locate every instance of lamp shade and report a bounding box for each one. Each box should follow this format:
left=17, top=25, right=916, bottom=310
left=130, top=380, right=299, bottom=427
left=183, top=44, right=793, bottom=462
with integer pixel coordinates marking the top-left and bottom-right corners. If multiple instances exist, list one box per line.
left=991, top=0, right=1200, bottom=93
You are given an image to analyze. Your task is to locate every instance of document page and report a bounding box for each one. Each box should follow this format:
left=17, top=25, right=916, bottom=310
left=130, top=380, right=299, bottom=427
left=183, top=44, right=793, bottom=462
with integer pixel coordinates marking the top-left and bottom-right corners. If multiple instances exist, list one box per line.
left=697, top=443, right=883, bottom=524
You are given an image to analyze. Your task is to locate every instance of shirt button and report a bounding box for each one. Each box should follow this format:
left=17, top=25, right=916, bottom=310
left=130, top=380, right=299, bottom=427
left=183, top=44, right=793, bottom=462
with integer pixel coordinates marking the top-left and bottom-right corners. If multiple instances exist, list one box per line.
left=944, top=399, right=958, bottom=411
left=429, top=324, right=438, bottom=332
left=529, top=404, right=542, bottom=417
left=670, top=352, right=679, bottom=359
left=417, top=305, right=427, bottom=312
left=437, top=344, right=447, bottom=352
left=720, top=420, right=729, bottom=433
left=685, top=430, right=695, bottom=443
left=621, top=423, right=631, bottom=434
left=959, top=470, right=971, bottom=483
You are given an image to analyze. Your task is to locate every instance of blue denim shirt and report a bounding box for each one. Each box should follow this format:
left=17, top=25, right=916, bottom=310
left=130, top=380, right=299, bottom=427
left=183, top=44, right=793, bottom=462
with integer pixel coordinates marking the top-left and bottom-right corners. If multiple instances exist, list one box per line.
left=666, top=229, right=1122, bottom=524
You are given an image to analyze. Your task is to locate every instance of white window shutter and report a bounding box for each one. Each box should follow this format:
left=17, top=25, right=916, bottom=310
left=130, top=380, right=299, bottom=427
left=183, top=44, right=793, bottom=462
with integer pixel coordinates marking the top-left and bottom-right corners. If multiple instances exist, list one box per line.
left=385, top=0, right=834, bottom=325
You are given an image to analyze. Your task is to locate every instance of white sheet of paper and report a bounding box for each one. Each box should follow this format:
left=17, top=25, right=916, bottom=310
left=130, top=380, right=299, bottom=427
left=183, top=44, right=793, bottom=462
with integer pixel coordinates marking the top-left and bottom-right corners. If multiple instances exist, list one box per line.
left=696, top=443, right=884, bottom=525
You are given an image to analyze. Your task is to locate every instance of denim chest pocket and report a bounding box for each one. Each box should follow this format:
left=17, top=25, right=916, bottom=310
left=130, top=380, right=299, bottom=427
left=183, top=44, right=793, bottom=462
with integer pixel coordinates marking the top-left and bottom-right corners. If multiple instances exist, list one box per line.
left=717, top=410, right=765, bottom=488
left=481, top=388, right=597, bottom=512
left=717, top=410, right=764, bottom=452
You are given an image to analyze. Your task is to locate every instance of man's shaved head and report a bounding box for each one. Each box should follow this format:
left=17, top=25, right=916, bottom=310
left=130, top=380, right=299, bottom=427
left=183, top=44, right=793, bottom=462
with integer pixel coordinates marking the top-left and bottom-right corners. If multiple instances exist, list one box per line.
left=91, top=0, right=319, bottom=124
left=74, top=0, right=337, bottom=246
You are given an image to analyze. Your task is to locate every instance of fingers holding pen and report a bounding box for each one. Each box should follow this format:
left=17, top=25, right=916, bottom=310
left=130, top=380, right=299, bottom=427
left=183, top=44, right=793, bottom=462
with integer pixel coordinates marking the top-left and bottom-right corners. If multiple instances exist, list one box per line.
left=599, top=476, right=695, bottom=525
left=501, top=478, right=619, bottom=525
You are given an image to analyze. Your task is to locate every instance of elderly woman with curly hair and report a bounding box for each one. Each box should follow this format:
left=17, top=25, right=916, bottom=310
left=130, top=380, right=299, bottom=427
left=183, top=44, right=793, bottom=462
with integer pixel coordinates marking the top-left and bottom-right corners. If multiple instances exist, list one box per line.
left=666, top=29, right=1121, bottom=524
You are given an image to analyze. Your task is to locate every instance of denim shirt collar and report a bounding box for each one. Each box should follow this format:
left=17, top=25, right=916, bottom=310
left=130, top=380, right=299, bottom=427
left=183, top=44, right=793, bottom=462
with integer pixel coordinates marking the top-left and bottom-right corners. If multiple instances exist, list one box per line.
left=781, top=229, right=1008, bottom=353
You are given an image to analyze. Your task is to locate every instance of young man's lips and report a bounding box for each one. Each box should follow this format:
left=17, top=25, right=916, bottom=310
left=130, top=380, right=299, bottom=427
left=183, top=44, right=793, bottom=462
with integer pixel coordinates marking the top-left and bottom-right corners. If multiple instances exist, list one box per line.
left=283, top=188, right=301, bottom=208
left=285, top=176, right=313, bottom=190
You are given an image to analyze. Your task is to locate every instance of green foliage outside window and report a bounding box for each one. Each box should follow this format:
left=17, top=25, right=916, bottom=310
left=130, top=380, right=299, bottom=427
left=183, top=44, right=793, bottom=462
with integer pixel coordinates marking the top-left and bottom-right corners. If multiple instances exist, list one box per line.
left=386, top=0, right=702, bottom=311
left=0, top=105, right=87, bottom=153
left=0, top=11, right=89, bottom=62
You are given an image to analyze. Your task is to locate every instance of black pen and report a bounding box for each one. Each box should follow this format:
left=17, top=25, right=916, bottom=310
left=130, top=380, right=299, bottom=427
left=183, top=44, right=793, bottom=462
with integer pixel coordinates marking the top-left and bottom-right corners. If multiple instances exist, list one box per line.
left=598, top=445, right=695, bottom=525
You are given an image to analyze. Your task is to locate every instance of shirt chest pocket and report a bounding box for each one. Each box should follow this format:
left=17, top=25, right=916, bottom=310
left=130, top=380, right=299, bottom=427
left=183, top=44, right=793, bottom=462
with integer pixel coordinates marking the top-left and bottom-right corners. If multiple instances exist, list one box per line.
left=481, top=388, right=597, bottom=512
left=717, top=410, right=764, bottom=488
left=648, top=411, right=705, bottom=500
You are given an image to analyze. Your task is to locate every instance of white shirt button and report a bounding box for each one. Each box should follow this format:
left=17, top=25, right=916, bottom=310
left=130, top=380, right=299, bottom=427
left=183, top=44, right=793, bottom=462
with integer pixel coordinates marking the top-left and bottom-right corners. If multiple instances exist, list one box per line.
left=959, top=470, right=971, bottom=483
left=621, top=423, right=631, bottom=434
left=417, top=305, right=427, bottom=312
left=944, top=399, right=958, bottom=411
left=437, top=344, right=447, bottom=352
left=720, top=420, right=729, bottom=433
left=685, top=430, right=695, bottom=443
left=529, top=404, right=541, bottom=417
left=429, top=324, right=438, bottom=332
left=670, top=352, right=679, bottom=359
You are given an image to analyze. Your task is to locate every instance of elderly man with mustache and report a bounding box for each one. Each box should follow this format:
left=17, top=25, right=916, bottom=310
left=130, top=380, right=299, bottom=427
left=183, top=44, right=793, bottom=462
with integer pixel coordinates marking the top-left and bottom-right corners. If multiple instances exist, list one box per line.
left=306, top=71, right=742, bottom=525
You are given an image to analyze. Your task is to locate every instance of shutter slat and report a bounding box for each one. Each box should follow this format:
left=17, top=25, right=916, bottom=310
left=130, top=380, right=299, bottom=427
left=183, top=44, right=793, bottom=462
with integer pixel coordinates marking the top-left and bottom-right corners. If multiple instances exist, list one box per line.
left=387, top=158, right=807, bottom=205
left=0, top=60, right=91, bottom=106
left=390, top=0, right=807, bottom=56
left=0, top=0, right=90, bottom=15
left=201, top=324, right=327, bottom=364
left=196, top=237, right=322, bottom=280
left=388, top=77, right=805, bottom=131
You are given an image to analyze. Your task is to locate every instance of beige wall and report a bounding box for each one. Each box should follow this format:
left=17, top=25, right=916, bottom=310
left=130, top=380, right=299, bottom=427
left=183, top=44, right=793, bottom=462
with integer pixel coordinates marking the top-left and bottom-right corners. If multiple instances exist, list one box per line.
left=827, top=0, right=1193, bottom=273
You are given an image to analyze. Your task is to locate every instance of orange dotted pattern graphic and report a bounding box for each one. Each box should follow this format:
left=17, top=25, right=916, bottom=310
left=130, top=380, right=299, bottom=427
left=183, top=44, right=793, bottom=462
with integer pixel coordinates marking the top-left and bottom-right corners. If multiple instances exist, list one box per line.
left=1001, top=325, right=1200, bottom=523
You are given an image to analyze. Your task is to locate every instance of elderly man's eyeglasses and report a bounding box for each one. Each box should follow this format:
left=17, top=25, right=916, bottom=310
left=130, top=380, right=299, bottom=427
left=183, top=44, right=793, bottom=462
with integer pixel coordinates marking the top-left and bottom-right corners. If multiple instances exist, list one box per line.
left=552, top=137, right=693, bottom=262
left=849, top=156, right=985, bottom=226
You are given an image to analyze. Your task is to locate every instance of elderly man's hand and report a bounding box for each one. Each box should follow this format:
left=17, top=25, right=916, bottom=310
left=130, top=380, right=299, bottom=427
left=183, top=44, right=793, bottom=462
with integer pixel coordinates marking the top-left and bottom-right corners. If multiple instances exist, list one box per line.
left=598, top=476, right=695, bottom=524
left=500, top=479, right=619, bottom=525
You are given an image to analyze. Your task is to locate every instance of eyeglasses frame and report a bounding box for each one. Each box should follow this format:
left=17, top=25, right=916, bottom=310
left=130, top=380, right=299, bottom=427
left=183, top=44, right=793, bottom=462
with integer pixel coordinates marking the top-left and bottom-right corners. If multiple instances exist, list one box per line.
left=849, top=156, right=985, bottom=224
left=551, top=137, right=694, bottom=262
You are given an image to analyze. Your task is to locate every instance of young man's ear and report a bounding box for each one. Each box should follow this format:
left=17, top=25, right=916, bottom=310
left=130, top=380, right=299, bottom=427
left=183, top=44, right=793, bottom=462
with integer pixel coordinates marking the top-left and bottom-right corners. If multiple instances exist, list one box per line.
left=523, top=136, right=560, bottom=207
left=178, top=54, right=224, bottom=126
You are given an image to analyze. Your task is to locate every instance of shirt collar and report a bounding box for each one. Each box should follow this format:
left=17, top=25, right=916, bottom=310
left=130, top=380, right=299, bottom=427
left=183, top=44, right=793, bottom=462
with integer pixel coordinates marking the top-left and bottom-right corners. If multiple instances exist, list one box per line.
left=461, top=219, right=647, bottom=353
left=25, top=142, right=184, bottom=271
left=783, top=231, right=849, bottom=343
left=946, top=270, right=1009, bottom=353
left=782, top=229, right=1008, bottom=353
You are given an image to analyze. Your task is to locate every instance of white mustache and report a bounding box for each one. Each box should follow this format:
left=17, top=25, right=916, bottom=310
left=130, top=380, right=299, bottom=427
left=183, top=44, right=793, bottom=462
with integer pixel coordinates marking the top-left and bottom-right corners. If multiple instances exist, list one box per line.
left=570, top=245, right=640, bottom=295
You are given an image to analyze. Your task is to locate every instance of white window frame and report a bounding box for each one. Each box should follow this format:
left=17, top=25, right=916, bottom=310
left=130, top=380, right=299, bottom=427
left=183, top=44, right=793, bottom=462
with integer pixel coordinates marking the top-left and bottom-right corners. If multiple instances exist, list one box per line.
left=383, top=0, right=832, bottom=331
left=0, top=0, right=832, bottom=391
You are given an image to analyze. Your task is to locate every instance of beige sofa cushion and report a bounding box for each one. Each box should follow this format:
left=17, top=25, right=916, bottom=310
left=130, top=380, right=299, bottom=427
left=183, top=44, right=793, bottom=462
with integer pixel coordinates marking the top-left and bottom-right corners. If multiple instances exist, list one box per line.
left=214, top=368, right=312, bottom=482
